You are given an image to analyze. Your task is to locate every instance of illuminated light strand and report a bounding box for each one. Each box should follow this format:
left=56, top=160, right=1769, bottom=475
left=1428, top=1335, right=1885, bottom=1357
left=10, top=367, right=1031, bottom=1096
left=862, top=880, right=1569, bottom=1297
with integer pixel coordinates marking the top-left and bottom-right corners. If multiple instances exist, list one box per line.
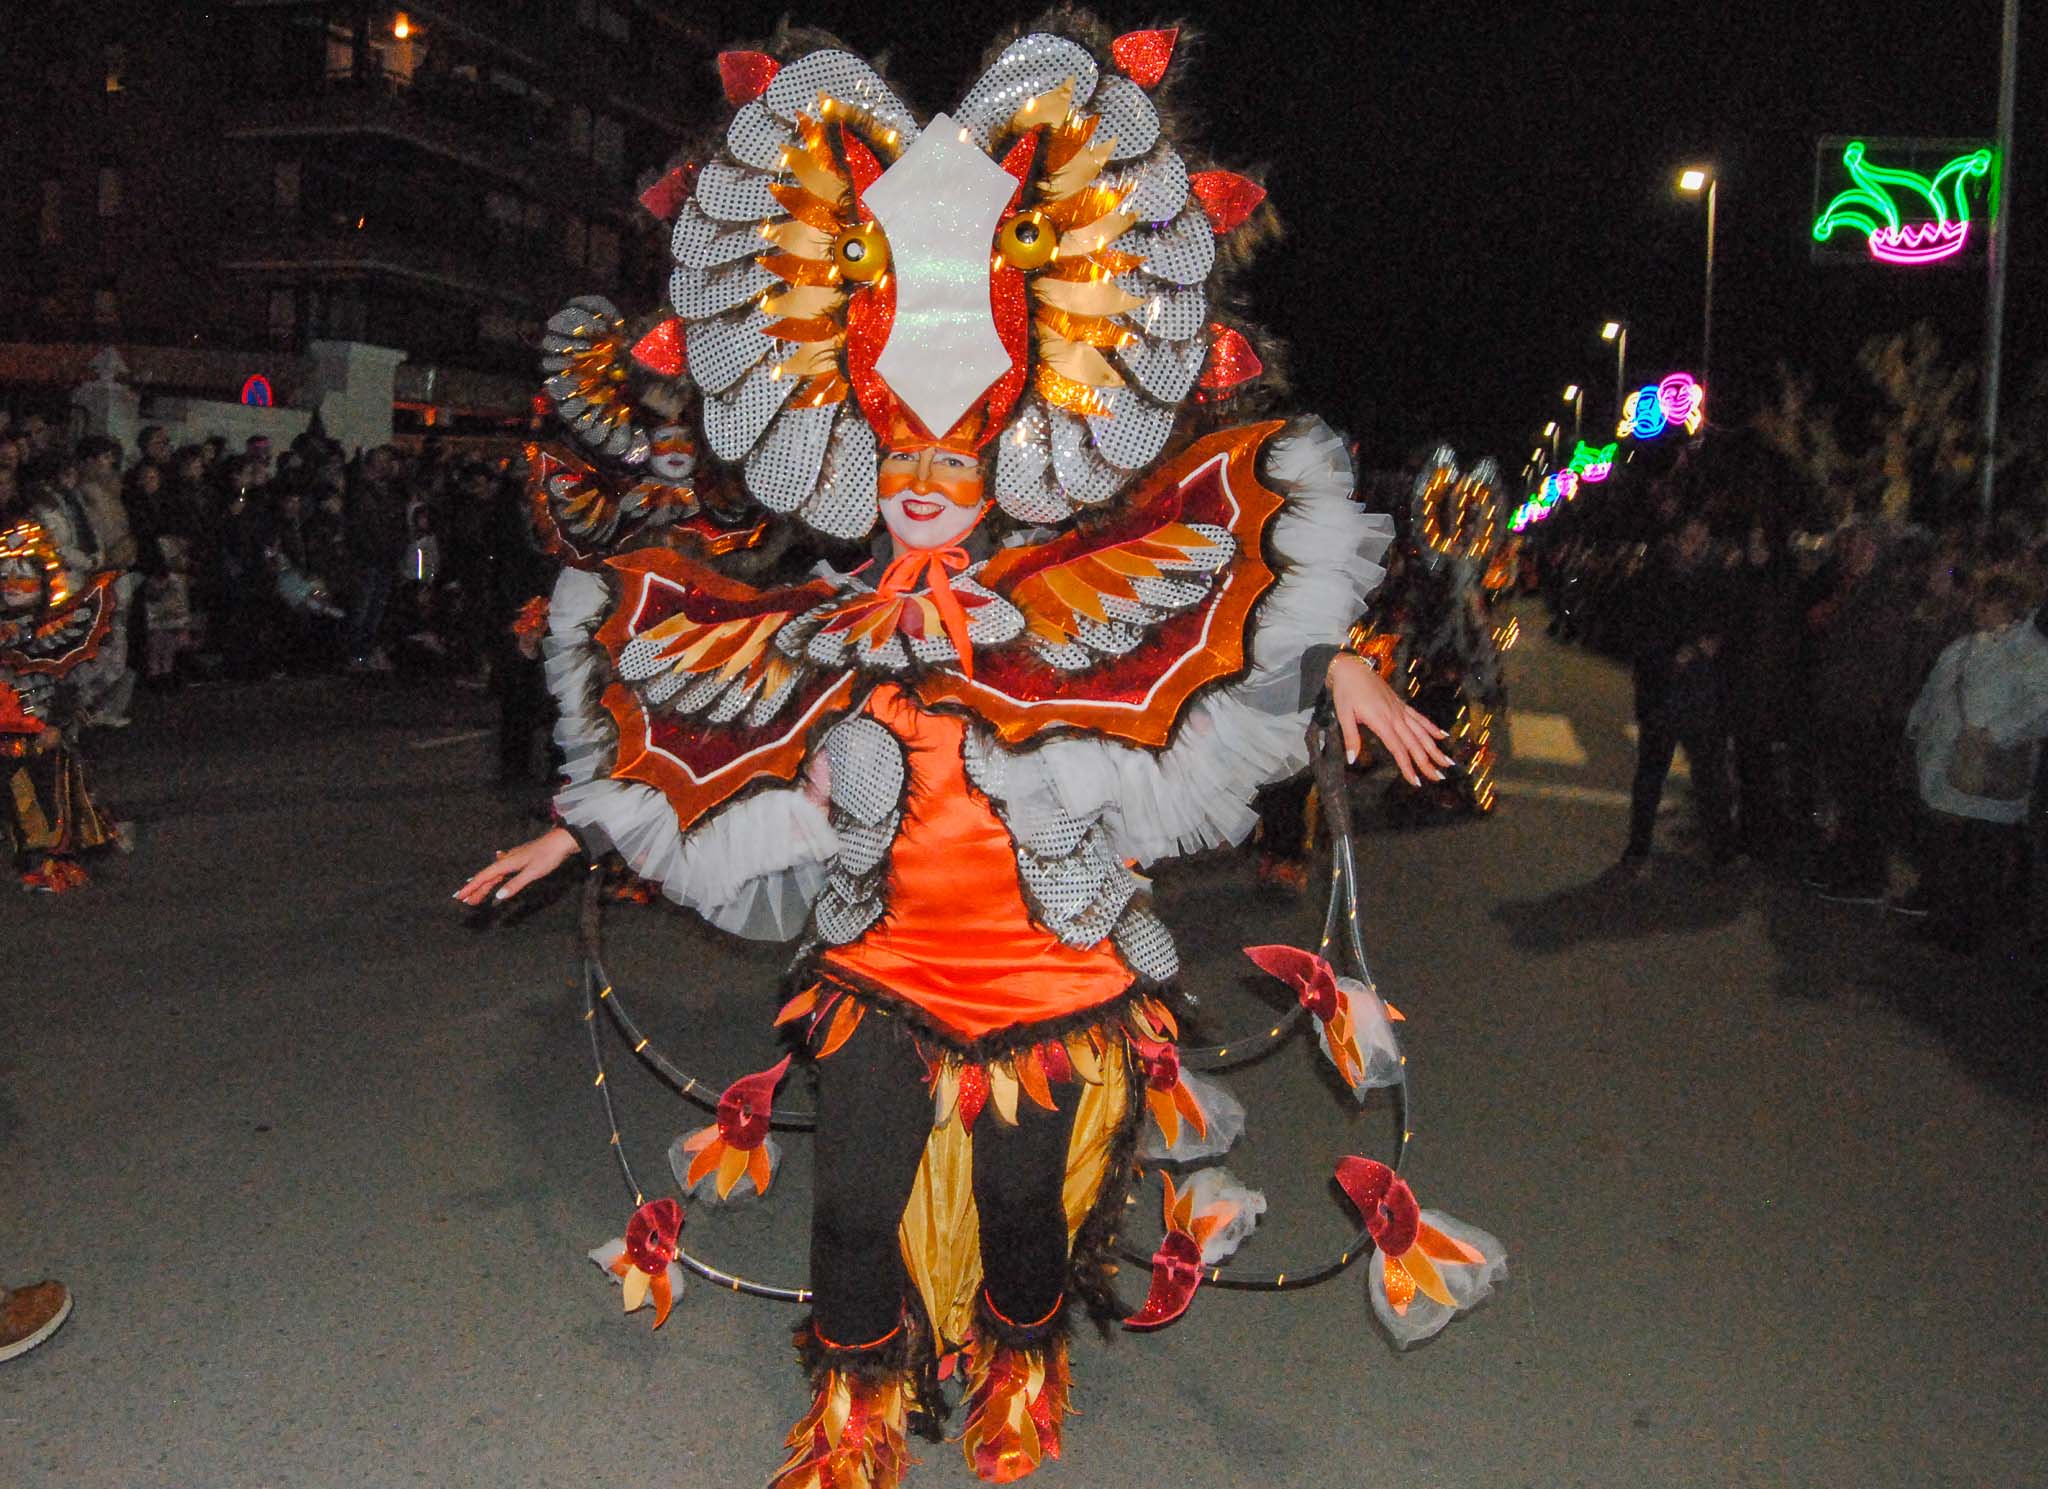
left=1812, top=139, right=1993, bottom=266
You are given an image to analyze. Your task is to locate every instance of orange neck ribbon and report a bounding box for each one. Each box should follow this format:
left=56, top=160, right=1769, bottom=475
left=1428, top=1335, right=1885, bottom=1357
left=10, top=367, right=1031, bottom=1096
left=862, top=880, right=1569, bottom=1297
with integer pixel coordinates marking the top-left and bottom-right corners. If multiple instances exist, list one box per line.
left=877, top=543, right=976, bottom=678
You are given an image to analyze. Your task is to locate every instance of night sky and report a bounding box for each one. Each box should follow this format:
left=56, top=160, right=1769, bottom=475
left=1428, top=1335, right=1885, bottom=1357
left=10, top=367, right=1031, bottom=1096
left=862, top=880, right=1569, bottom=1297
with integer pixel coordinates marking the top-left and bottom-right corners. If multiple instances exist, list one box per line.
left=676, top=1, right=2039, bottom=471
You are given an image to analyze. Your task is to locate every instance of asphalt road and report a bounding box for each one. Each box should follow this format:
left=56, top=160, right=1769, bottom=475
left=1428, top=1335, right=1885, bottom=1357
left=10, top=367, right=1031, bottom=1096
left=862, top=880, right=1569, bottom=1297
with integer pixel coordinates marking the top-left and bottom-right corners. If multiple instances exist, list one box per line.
left=3, top=612, right=2042, bottom=1488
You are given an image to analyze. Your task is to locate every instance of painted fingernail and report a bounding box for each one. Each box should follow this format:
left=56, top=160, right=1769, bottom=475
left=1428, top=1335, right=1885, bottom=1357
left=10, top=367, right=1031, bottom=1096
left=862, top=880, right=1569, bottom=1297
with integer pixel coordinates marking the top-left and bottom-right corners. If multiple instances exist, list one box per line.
left=494, top=887, right=511, bottom=900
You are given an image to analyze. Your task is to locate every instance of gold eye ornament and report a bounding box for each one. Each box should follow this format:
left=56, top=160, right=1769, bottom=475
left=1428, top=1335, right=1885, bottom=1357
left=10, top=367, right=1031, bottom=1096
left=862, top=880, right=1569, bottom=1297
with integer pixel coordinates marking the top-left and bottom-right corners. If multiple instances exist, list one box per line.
left=833, top=221, right=890, bottom=281
left=997, top=210, right=1058, bottom=270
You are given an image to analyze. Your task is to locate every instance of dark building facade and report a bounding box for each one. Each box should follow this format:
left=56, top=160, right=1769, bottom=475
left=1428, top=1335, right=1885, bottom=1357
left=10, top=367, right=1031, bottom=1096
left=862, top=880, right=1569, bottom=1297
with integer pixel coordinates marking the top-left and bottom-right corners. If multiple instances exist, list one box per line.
left=0, top=0, right=709, bottom=424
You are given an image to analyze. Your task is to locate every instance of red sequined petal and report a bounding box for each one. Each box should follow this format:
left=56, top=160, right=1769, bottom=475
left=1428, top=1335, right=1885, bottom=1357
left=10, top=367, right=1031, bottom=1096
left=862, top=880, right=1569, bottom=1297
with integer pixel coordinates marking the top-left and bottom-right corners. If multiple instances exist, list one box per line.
left=1200, top=324, right=1264, bottom=392
left=1111, top=27, right=1179, bottom=89
left=717, top=51, right=780, bottom=106
left=638, top=164, right=696, bottom=222
left=630, top=317, right=687, bottom=378
left=1188, top=171, right=1267, bottom=233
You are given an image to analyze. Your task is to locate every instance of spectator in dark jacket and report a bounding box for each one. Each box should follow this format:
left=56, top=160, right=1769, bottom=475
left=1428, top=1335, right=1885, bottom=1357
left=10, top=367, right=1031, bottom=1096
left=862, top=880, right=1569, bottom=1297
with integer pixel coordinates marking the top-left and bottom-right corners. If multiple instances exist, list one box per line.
left=1623, top=514, right=1735, bottom=867
left=344, top=445, right=407, bottom=673
left=1726, top=524, right=1800, bottom=859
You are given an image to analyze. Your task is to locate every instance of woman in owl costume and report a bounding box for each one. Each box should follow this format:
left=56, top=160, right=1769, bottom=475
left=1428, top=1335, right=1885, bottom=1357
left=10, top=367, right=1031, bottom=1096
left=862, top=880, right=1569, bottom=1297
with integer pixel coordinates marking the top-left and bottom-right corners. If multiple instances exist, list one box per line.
left=2, top=514, right=121, bottom=891
left=459, top=20, right=1497, bottom=1486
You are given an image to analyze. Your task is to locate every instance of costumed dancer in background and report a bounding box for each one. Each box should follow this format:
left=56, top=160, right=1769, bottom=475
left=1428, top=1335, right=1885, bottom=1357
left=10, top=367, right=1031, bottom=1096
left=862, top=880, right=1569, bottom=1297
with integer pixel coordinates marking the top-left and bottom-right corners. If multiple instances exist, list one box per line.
left=1355, top=446, right=1515, bottom=818
left=1, top=509, right=122, bottom=891
left=458, top=21, right=1496, bottom=1486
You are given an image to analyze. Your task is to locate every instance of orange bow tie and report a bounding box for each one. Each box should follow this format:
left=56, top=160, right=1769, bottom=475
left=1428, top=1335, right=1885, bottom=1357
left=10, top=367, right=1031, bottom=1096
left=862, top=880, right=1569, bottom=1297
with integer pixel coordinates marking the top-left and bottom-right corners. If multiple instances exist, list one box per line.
left=877, top=544, right=976, bottom=678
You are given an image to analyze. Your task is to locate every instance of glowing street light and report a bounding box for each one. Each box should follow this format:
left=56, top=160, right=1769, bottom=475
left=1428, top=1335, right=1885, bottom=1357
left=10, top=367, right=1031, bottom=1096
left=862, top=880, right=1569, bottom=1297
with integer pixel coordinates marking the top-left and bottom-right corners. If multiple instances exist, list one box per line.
left=1600, top=321, right=1628, bottom=427
left=1677, top=165, right=1718, bottom=392
left=1562, top=384, right=1583, bottom=447
left=1541, top=420, right=1559, bottom=463
left=393, top=12, right=414, bottom=39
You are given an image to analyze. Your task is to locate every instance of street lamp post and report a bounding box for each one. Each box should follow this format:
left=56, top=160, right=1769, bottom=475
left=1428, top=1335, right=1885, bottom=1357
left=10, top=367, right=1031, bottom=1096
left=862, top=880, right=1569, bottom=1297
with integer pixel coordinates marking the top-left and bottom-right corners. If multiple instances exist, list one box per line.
left=1678, top=167, right=1717, bottom=393
left=1562, top=384, right=1583, bottom=450
left=1543, top=421, right=1560, bottom=466
left=1601, top=321, right=1628, bottom=427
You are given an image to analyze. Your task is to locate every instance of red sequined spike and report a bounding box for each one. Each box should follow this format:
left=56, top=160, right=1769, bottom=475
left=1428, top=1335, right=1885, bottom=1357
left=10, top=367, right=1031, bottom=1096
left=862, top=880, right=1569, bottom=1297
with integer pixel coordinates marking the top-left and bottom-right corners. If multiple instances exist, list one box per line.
left=996, top=129, right=1039, bottom=213
left=1111, top=27, right=1178, bottom=89
left=629, top=317, right=687, bottom=378
left=957, top=1064, right=990, bottom=1132
left=1188, top=170, right=1267, bottom=233
left=1200, top=324, right=1264, bottom=393
left=842, top=131, right=883, bottom=219
left=717, top=50, right=779, bottom=105
left=638, top=164, right=696, bottom=222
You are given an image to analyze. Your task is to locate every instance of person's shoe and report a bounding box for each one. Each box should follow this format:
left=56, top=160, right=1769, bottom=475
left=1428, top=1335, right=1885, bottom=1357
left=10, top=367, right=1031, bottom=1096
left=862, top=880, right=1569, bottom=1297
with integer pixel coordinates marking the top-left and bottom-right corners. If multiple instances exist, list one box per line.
left=0, top=1281, right=73, bottom=1362
left=960, top=1332, right=1070, bottom=1483
left=97, top=713, right=132, bottom=730
left=21, top=860, right=89, bottom=894
left=769, top=1368, right=914, bottom=1489
left=1612, top=851, right=1652, bottom=879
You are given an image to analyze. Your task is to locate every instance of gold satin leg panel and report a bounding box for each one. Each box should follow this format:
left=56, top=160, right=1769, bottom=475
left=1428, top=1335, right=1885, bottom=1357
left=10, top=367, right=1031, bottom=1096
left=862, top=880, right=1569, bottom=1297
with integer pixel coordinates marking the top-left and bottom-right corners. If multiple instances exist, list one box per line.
left=8, top=762, right=56, bottom=852
left=896, top=1049, right=1131, bottom=1349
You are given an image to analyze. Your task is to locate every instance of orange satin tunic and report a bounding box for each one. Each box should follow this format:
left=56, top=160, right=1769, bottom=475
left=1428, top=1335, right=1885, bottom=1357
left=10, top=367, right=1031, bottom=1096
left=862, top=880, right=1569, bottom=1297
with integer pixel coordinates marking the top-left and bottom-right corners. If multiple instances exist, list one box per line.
left=820, top=684, right=1133, bottom=1039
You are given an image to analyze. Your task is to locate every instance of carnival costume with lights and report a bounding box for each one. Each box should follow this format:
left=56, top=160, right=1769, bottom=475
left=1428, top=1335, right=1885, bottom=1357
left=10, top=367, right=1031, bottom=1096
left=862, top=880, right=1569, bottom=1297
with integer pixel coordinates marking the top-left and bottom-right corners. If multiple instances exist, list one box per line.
left=505, top=23, right=1503, bottom=1485
left=1, top=518, right=120, bottom=891
left=1352, top=448, right=1517, bottom=816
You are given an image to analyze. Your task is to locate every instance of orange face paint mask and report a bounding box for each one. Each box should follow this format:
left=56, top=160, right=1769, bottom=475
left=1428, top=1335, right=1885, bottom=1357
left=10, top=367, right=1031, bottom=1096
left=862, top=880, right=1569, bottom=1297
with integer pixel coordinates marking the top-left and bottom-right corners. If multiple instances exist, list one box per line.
left=877, top=446, right=986, bottom=507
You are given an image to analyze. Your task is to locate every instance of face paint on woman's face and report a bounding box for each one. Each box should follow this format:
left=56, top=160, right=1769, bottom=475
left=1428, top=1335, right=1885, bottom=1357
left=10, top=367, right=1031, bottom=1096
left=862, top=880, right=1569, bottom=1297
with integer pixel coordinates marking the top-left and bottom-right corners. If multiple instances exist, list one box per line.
left=878, top=445, right=987, bottom=551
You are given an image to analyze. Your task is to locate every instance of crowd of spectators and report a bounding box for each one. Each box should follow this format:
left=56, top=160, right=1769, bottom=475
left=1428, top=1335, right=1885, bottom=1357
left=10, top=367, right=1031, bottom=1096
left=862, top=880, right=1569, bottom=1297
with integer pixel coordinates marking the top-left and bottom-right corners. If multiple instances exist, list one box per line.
left=0, top=413, right=555, bottom=782
left=1537, top=498, right=2048, bottom=950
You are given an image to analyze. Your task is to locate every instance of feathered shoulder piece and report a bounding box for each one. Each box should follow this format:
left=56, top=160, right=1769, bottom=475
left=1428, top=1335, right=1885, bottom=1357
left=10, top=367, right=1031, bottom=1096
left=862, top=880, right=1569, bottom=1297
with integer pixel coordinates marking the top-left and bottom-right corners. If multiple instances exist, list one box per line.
left=0, top=520, right=115, bottom=678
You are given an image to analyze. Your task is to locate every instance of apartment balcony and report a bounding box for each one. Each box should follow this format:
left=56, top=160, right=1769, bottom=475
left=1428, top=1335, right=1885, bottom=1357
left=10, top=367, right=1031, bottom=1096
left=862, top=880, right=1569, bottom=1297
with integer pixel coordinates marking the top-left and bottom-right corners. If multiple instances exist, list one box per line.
left=224, top=75, right=642, bottom=224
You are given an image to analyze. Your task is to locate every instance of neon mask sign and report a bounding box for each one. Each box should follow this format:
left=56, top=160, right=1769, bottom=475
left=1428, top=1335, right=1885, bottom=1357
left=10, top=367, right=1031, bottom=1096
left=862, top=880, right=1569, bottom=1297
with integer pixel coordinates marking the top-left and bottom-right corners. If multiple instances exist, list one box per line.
left=1813, top=140, right=1993, bottom=266
left=1617, top=373, right=1704, bottom=440
left=1510, top=470, right=1578, bottom=531
left=1567, top=440, right=1617, bottom=483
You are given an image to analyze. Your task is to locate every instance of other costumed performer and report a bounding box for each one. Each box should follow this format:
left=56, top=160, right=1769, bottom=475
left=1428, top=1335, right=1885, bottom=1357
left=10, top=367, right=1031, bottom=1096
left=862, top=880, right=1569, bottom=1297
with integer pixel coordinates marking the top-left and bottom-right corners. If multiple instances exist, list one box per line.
left=458, top=20, right=1469, bottom=1486
left=1, top=514, right=121, bottom=892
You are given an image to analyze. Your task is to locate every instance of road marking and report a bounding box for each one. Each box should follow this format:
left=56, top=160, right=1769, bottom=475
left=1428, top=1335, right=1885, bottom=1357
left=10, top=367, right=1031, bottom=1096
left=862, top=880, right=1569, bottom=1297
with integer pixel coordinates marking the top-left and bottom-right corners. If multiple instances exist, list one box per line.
left=1508, top=710, right=1588, bottom=766
left=408, top=729, right=493, bottom=751
left=1494, top=778, right=1673, bottom=812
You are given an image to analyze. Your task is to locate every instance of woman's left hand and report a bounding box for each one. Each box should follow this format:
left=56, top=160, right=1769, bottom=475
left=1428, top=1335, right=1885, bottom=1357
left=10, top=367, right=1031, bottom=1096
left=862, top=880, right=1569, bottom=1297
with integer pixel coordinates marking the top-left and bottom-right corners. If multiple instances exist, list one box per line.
left=1326, top=653, right=1454, bottom=786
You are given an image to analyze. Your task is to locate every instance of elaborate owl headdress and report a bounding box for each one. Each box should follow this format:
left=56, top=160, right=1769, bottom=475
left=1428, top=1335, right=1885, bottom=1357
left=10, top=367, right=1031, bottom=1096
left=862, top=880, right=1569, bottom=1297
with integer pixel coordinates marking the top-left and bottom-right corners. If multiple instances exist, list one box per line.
left=540, top=20, right=1274, bottom=544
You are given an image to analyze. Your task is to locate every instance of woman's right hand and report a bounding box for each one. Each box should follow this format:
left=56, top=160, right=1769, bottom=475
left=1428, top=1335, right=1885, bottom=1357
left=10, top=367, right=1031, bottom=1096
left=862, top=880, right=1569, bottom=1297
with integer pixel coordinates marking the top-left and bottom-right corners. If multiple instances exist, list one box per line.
left=454, top=825, right=579, bottom=906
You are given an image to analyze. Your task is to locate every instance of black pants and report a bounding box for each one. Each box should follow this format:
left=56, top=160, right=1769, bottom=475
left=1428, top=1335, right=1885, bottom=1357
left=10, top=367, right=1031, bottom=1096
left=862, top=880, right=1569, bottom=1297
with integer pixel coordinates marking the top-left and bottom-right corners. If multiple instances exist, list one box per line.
left=1733, top=732, right=1782, bottom=857
left=1813, top=717, right=1902, bottom=891
left=1627, top=717, right=1732, bottom=858
left=809, top=1011, right=1078, bottom=1350
left=1921, top=811, right=2024, bottom=942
